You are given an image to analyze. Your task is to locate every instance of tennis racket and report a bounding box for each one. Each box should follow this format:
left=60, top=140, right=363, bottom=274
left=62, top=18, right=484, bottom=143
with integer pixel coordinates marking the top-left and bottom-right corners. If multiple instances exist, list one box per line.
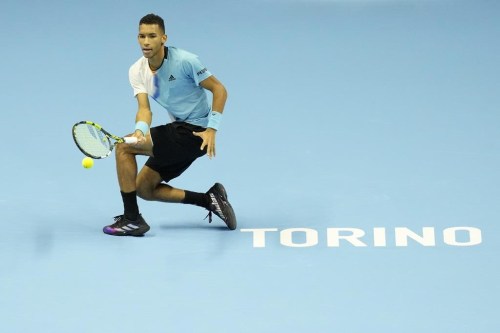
left=72, top=121, right=137, bottom=159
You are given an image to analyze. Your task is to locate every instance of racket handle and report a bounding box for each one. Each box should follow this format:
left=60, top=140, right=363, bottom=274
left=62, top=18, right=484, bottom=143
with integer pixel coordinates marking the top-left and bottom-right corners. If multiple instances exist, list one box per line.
left=123, top=137, right=138, bottom=144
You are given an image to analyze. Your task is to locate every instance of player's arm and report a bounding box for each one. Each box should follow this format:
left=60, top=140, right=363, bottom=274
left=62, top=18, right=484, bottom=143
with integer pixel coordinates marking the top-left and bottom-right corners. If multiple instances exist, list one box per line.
left=200, top=75, right=227, bottom=115
left=133, top=93, right=153, bottom=143
left=193, top=75, right=228, bottom=158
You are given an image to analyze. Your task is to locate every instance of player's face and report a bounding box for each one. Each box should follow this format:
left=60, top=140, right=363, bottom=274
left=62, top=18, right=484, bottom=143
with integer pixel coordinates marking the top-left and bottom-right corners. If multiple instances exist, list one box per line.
left=138, top=24, right=167, bottom=59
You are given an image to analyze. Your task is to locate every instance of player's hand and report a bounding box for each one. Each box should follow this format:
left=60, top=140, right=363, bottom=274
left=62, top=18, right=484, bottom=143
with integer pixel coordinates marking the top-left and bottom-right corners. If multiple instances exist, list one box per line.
left=132, top=129, right=147, bottom=144
left=193, top=128, right=216, bottom=158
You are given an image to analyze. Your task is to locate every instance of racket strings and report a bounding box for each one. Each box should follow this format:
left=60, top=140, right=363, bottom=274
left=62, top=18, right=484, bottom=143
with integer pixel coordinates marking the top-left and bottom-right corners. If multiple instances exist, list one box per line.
left=73, top=124, right=113, bottom=157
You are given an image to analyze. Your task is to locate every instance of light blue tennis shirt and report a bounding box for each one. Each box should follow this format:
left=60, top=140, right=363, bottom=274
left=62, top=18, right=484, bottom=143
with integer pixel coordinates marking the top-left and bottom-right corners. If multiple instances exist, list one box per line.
left=129, top=46, right=213, bottom=127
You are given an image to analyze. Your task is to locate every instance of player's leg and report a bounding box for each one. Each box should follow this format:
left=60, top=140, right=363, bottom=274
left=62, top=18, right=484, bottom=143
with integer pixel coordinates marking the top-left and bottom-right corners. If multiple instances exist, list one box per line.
left=115, top=134, right=154, bottom=193
left=170, top=122, right=236, bottom=229
left=103, top=135, right=153, bottom=237
left=116, top=135, right=154, bottom=219
left=136, top=165, right=236, bottom=230
left=136, top=141, right=236, bottom=230
left=136, top=165, right=186, bottom=203
left=120, top=122, right=237, bottom=230
left=136, top=164, right=208, bottom=206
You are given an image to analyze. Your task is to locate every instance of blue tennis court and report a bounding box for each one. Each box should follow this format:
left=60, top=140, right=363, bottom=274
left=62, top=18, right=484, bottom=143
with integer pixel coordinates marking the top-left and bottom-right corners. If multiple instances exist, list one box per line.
left=1, top=0, right=499, bottom=332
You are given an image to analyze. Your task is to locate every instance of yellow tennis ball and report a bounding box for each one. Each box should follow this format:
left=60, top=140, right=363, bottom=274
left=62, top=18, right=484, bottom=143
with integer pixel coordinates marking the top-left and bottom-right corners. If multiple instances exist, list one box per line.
left=82, top=157, right=94, bottom=169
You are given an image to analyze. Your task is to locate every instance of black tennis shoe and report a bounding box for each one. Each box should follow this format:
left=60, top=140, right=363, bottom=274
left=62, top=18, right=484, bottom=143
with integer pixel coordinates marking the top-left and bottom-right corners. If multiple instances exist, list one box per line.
left=206, top=183, right=237, bottom=230
left=103, top=214, right=150, bottom=236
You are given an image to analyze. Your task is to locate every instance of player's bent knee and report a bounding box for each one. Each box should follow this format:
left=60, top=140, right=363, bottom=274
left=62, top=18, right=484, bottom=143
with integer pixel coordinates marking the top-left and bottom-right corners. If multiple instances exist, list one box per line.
left=136, top=177, right=155, bottom=201
left=115, top=141, right=130, bottom=158
left=137, top=190, right=150, bottom=200
left=136, top=184, right=153, bottom=200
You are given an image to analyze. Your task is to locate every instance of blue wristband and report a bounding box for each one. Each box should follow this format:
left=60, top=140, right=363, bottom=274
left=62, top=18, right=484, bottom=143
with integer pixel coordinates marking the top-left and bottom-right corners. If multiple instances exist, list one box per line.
left=207, top=111, right=222, bottom=130
left=135, top=121, right=149, bottom=135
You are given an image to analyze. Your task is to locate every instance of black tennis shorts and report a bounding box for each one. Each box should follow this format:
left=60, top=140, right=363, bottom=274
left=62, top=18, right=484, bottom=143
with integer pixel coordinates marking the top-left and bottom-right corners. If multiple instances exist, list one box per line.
left=145, top=121, right=207, bottom=182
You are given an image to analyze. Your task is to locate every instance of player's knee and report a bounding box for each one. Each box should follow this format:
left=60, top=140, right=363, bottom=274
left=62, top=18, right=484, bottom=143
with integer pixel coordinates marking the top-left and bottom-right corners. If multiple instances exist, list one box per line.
left=136, top=185, right=152, bottom=200
left=136, top=178, right=154, bottom=201
left=114, top=136, right=135, bottom=157
left=115, top=142, right=127, bottom=159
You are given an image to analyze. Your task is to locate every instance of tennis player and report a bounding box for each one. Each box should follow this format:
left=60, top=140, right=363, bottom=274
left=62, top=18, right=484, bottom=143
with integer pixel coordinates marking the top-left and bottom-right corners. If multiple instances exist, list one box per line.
left=103, top=13, right=236, bottom=236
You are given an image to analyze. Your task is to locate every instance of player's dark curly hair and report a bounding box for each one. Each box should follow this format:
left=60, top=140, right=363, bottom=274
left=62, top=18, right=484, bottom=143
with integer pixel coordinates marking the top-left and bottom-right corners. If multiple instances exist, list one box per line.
left=139, top=13, right=165, bottom=33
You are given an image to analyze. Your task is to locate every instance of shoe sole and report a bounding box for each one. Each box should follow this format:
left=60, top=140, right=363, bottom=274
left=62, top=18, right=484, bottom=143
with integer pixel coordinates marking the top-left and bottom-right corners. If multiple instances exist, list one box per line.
left=103, top=224, right=150, bottom=237
left=223, top=204, right=237, bottom=230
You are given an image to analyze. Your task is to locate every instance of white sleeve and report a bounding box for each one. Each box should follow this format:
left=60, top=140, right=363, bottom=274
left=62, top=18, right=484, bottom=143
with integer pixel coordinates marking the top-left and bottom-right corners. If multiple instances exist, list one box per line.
left=129, top=63, right=147, bottom=96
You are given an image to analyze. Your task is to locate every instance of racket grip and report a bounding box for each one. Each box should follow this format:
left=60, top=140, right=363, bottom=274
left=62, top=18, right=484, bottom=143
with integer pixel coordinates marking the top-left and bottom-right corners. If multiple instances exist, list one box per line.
left=123, top=137, right=138, bottom=144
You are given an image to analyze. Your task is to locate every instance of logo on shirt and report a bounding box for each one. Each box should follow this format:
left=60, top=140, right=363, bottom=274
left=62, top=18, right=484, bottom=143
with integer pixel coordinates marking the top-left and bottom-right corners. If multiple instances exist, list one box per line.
left=169, top=75, right=176, bottom=81
left=197, top=68, right=208, bottom=76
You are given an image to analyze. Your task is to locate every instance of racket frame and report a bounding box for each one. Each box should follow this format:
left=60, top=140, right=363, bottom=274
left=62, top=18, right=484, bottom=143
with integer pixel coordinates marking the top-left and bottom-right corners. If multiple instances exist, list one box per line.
left=72, top=120, right=129, bottom=159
